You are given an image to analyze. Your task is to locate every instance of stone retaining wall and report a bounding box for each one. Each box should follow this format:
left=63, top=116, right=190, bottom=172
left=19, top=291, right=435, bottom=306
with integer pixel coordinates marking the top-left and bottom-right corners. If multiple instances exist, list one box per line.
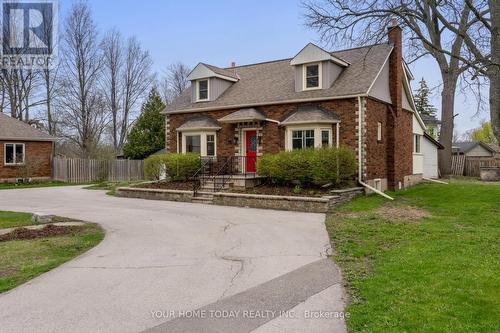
left=116, top=186, right=364, bottom=213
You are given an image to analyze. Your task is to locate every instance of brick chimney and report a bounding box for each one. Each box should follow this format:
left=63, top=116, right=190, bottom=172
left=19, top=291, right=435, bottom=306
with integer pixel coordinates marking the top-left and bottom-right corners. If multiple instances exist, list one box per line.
left=386, top=20, right=412, bottom=190
left=230, top=62, right=236, bottom=68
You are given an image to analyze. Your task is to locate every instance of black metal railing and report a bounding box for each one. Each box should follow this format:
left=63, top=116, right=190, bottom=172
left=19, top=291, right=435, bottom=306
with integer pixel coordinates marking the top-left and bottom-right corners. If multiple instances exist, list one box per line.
left=192, top=156, right=258, bottom=196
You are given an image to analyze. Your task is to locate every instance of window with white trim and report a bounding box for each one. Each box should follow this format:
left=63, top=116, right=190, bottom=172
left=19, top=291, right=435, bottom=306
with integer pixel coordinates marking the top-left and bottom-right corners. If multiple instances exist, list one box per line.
left=287, top=127, right=333, bottom=150
left=4, top=143, right=25, bottom=165
left=196, top=79, right=209, bottom=101
left=292, top=130, right=315, bottom=149
left=377, top=122, right=382, bottom=141
left=413, top=134, right=421, bottom=153
left=303, top=63, right=321, bottom=90
left=181, top=132, right=217, bottom=156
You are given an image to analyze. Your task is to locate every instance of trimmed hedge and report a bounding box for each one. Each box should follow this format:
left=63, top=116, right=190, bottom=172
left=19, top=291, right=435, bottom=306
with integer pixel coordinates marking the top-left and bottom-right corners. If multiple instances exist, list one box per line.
left=257, top=147, right=356, bottom=187
left=144, top=153, right=200, bottom=181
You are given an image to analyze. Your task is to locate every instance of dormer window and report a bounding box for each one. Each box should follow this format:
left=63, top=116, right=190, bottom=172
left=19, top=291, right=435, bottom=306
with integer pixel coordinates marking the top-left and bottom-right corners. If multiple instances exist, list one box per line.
left=303, top=63, right=322, bottom=90
left=196, top=79, right=209, bottom=101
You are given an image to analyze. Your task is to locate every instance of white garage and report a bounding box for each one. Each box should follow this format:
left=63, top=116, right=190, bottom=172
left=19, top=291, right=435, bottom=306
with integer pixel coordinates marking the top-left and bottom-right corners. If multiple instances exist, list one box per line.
left=422, top=133, right=443, bottom=179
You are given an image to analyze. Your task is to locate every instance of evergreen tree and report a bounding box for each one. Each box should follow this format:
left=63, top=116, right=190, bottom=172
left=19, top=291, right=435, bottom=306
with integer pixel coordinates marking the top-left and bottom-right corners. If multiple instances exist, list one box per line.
left=414, top=78, right=437, bottom=117
left=123, top=88, right=166, bottom=159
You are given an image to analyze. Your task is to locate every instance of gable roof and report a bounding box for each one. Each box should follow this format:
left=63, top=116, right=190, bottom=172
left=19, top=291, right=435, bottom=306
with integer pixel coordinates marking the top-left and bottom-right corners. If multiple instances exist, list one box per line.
left=186, top=63, right=239, bottom=82
left=0, top=113, right=55, bottom=141
left=290, top=43, right=349, bottom=67
left=452, top=141, right=497, bottom=154
left=484, top=143, right=500, bottom=153
left=424, top=132, right=444, bottom=149
left=165, top=43, right=394, bottom=114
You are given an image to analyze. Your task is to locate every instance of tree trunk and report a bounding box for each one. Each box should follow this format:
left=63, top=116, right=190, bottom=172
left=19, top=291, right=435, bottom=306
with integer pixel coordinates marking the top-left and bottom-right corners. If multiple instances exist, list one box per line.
left=490, top=0, right=500, bottom=141
left=438, top=73, right=458, bottom=176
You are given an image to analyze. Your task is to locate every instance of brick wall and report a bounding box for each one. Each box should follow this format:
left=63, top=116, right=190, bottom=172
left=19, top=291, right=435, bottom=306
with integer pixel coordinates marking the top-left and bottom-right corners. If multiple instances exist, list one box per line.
left=0, top=140, right=53, bottom=180
left=166, top=99, right=359, bottom=155
left=365, top=98, right=389, bottom=180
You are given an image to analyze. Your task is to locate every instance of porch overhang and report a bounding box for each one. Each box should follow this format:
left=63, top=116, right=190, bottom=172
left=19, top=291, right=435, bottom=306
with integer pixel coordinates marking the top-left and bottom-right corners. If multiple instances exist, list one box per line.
left=217, top=108, right=267, bottom=123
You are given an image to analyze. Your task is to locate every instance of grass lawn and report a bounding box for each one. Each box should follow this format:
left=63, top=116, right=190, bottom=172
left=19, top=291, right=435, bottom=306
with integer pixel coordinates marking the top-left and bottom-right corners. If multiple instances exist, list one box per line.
left=84, top=180, right=145, bottom=195
left=0, top=181, right=80, bottom=190
left=0, top=212, right=104, bottom=293
left=0, top=211, right=37, bottom=229
left=327, top=181, right=499, bottom=333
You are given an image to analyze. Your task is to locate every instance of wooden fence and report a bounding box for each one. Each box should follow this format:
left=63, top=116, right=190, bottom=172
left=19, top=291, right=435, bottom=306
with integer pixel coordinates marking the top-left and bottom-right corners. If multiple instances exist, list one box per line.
left=451, top=155, right=499, bottom=177
left=53, top=158, right=144, bottom=183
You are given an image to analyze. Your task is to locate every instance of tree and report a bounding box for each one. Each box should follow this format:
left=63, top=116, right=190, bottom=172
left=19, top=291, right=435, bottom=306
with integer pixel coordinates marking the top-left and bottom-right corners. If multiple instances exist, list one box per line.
left=58, top=2, right=107, bottom=158
left=123, top=88, right=165, bottom=159
left=414, top=78, right=437, bottom=117
left=159, top=62, right=190, bottom=103
left=468, top=121, right=499, bottom=144
left=303, top=0, right=475, bottom=175
left=101, top=31, right=154, bottom=151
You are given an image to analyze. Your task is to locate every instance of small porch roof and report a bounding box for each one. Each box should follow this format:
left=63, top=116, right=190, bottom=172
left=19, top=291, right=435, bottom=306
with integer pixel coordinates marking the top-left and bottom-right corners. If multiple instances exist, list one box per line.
left=218, top=108, right=267, bottom=123
left=281, top=105, right=340, bottom=125
left=176, top=115, right=221, bottom=131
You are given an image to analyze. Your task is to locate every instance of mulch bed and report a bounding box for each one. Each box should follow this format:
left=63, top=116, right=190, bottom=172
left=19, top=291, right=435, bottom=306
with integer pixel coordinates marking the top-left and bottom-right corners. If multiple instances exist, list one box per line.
left=0, top=225, right=82, bottom=242
left=133, top=181, right=193, bottom=191
left=229, top=184, right=331, bottom=197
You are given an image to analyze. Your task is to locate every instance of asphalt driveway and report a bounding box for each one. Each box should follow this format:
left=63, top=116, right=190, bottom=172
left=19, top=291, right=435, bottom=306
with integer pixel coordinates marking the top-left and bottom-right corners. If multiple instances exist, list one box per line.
left=0, top=186, right=346, bottom=332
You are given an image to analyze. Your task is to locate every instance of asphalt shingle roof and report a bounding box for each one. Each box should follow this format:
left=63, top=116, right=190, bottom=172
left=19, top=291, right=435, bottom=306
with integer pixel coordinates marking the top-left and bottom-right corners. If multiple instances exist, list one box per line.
left=281, top=105, right=340, bottom=124
left=218, top=108, right=266, bottom=123
left=166, top=43, right=393, bottom=113
left=0, top=113, right=55, bottom=141
left=176, top=115, right=222, bottom=131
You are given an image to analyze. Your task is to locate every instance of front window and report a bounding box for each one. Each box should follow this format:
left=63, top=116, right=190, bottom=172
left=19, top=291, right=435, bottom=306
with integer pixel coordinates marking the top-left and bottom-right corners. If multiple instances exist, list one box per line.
left=4, top=143, right=24, bottom=165
left=413, top=134, right=421, bottom=153
left=197, top=79, right=209, bottom=101
left=185, top=135, right=201, bottom=154
left=292, top=130, right=315, bottom=149
left=304, top=63, right=321, bottom=89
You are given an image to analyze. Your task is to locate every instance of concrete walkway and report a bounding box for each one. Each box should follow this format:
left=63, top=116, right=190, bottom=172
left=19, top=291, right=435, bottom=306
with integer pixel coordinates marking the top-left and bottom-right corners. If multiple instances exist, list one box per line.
left=0, top=186, right=346, bottom=332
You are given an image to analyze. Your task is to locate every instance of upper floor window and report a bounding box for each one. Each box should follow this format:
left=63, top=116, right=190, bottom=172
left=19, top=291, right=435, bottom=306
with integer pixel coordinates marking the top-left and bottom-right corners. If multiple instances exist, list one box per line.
left=303, top=63, right=321, bottom=90
left=4, top=143, right=24, bottom=165
left=196, top=79, right=209, bottom=101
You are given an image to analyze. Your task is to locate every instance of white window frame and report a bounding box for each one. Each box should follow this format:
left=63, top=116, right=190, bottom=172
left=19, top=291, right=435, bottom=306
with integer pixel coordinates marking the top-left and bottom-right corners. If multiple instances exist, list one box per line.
left=4, top=143, right=25, bottom=165
left=413, top=134, right=421, bottom=154
left=285, top=125, right=333, bottom=151
left=377, top=122, right=382, bottom=141
left=180, top=131, right=217, bottom=156
left=302, top=62, right=322, bottom=90
left=196, top=79, right=210, bottom=102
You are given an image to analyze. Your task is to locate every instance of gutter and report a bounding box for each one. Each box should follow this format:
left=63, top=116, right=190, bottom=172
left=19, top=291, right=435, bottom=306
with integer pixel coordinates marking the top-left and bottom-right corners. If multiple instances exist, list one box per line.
left=356, top=96, right=394, bottom=200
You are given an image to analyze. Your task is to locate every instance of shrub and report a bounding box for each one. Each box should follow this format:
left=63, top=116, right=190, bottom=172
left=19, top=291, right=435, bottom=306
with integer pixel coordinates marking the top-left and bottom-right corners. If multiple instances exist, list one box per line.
left=144, top=155, right=166, bottom=180
left=144, top=153, right=200, bottom=181
left=257, top=147, right=357, bottom=187
left=164, top=153, right=200, bottom=181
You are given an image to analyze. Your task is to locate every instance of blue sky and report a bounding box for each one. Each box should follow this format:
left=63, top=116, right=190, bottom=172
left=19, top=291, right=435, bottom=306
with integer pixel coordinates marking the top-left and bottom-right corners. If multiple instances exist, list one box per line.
left=60, top=0, right=488, bottom=135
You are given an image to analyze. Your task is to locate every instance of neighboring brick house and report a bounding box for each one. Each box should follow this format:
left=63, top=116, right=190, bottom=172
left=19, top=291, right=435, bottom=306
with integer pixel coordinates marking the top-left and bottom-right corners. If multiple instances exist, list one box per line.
left=0, top=113, right=55, bottom=182
left=164, top=23, right=427, bottom=191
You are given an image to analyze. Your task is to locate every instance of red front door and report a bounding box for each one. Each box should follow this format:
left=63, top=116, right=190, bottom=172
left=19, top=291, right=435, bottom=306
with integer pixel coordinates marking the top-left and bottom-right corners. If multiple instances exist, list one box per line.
left=245, top=130, right=257, bottom=173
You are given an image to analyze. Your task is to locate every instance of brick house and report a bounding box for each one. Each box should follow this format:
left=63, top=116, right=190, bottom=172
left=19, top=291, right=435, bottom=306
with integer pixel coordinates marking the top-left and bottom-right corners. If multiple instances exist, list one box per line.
left=164, top=23, right=427, bottom=191
left=0, top=113, right=55, bottom=182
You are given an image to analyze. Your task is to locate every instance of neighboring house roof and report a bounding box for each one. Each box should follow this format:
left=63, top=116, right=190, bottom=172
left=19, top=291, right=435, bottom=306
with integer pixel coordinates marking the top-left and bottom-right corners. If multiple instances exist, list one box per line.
left=218, top=108, right=267, bottom=123
left=485, top=143, right=500, bottom=154
left=0, top=113, right=55, bottom=141
left=281, top=105, right=340, bottom=125
left=176, top=115, right=222, bottom=131
left=165, top=43, right=393, bottom=114
left=419, top=113, right=441, bottom=126
left=452, top=141, right=497, bottom=154
left=423, top=132, right=444, bottom=149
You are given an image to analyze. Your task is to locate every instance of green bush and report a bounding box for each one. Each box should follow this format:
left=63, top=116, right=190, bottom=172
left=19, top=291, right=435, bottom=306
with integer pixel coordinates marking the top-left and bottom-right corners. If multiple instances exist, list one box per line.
left=144, top=153, right=200, bottom=181
left=257, top=147, right=356, bottom=187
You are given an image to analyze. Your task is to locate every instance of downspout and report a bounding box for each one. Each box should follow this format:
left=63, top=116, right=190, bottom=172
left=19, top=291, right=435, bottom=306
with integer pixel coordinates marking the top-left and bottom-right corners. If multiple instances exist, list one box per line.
left=423, top=177, right=448, bottom=184
left=357, top=96, right=394, bottom=200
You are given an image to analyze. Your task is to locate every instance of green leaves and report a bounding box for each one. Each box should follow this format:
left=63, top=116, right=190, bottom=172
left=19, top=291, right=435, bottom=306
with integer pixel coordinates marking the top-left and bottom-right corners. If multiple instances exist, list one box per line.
left=123, top=88, right=166, bottom=159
